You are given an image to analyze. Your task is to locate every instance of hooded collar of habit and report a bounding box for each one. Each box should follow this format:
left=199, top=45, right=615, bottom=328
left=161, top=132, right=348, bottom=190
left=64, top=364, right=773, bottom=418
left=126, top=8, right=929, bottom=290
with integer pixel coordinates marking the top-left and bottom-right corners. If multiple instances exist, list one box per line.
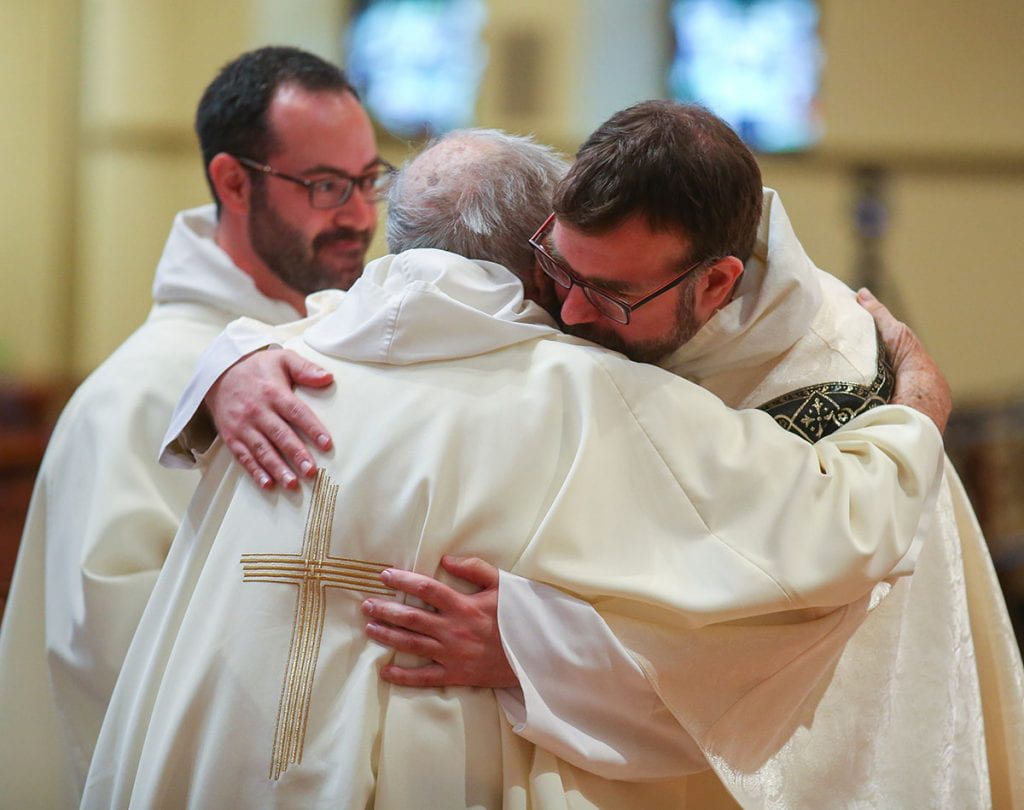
left=150, top=204, right=301, bottom=326
left=303, top=249, right=560, bottom=365
left=660, top=188, right=823, bottom=384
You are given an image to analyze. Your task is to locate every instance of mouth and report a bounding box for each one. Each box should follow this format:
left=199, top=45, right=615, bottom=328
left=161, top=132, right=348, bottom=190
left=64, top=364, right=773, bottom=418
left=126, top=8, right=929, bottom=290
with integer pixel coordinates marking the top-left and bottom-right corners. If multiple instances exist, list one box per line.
left=315, top=232, right=370, bottom=262
left=562, top=321, right=612, bottom=339
left=320, top=239, right=365, bottom=255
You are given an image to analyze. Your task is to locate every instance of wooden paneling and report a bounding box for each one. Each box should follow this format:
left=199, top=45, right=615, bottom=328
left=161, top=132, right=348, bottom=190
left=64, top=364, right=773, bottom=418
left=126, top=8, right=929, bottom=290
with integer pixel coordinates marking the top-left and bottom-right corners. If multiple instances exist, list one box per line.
left=0, top=381, right=63, bottom=612
left=947, top=400, right=1024, bottom=646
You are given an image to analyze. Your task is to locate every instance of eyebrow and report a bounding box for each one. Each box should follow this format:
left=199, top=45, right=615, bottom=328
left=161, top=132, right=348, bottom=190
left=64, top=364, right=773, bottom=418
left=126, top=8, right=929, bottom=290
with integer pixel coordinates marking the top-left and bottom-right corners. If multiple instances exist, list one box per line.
left=614, top=253, right=696, bottom=297
left=299, top=158, right=385, bottom=178
left=588, top=276, right=635, bottom=295
left=546, top=238, right=648, bottom=298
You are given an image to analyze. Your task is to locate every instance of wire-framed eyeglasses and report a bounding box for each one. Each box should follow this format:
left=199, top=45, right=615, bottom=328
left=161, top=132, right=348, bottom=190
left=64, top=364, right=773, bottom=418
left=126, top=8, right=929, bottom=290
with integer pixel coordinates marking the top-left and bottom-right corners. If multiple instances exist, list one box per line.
left=234, top=155, right=395, bottom=209
left=528, top=213, right=708, bottom=325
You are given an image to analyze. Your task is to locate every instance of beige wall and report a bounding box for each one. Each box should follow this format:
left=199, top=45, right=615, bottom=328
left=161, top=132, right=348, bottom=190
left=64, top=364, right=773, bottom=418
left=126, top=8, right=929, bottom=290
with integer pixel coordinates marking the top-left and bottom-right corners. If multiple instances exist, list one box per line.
left=2, top=0, right=1022, bottom=401
left=1, top=0, right=79, bottom=378
left=762, top=0, right=1024, bottom=402
left=820, top=0, right=1024, bottom=156
left=73, top=0, right=252, bottom=372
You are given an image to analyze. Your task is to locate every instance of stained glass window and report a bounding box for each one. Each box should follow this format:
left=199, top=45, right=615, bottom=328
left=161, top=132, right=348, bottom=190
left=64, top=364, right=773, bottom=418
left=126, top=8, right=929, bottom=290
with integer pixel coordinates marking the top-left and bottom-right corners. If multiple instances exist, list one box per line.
left=345, top=0, right=489, bottom=138
left=669, top=0, right=823, bottom=152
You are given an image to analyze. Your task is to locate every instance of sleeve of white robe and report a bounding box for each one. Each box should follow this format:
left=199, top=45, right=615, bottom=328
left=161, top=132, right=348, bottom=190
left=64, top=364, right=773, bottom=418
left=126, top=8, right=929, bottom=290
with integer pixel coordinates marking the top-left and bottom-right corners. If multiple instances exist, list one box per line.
left=494, top=398, right=944, bottom=779
left=494, top=571, right=709, bottom=780
left=160, top=290, right=345, bottom=467
left=500, top=357, right=943, bottom=775
left=514, top=350, right=946, bottom=623
left=495, top=570, right=895, bottom=780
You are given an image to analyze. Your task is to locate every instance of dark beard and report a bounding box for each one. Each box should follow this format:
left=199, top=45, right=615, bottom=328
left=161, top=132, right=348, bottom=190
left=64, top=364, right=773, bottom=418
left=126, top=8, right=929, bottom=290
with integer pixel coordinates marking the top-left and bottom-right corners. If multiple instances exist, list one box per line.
left=563, top=280, right=702, bottom=364
left=248, top=186, right=370, bottom=295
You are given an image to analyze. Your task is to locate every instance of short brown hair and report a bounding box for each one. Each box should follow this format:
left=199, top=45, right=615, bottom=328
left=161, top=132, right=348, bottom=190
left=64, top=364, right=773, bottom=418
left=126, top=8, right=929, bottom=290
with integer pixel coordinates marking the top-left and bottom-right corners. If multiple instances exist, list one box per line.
left=554, top=101, right=763, bottom=263
left=195, top=46, right=359, bottom=211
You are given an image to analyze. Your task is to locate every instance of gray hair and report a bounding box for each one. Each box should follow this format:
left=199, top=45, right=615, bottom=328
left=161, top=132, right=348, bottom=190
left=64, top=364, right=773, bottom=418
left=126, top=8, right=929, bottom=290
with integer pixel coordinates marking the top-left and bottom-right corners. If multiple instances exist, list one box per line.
left=385, top=128, right=569, bottom=279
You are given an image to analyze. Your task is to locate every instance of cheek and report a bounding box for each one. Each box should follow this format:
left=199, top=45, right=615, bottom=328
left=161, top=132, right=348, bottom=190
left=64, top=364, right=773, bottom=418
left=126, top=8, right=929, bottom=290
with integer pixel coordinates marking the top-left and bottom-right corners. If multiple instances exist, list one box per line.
left=643, top=293, right=684, bottom=327
left=307, top=211, right=342, bottom=239
left=621, top=307, right=671, bottom=341
left=608, top=322, right=637, bottom=341
left=365, top=204, right=380, bottom=230
left=268, top=195, right=311, bottom=234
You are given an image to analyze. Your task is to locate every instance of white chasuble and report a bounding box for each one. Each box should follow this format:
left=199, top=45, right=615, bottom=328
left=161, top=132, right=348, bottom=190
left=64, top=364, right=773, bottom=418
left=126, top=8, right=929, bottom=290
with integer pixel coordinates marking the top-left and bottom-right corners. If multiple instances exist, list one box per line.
left=85, top=249, right=943, bottom=809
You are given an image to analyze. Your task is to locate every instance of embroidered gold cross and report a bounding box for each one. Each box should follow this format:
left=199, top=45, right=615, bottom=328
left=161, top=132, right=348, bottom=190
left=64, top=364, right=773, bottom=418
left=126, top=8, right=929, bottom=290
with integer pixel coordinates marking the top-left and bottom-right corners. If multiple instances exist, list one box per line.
left=240, top=468, right=394, bottom=780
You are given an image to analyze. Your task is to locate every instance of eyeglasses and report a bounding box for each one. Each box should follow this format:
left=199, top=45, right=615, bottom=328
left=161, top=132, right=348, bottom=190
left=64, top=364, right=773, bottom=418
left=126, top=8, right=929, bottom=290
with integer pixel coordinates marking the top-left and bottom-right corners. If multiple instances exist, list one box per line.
left=528, top=213, right=707, bottom=325
left=234, top=156, right=395, bottom=209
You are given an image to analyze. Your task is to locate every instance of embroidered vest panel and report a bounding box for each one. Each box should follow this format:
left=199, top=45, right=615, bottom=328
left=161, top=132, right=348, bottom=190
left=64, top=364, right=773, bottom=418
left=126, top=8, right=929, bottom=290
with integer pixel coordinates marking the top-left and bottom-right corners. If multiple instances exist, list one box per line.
left=757, top=344, right=894, bottom=443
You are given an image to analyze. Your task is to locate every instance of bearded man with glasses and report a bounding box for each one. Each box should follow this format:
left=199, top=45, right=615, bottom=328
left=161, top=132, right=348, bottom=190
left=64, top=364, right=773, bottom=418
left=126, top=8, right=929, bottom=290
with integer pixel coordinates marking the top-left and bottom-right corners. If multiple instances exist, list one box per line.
left=0, top=45, right=388, bottom=808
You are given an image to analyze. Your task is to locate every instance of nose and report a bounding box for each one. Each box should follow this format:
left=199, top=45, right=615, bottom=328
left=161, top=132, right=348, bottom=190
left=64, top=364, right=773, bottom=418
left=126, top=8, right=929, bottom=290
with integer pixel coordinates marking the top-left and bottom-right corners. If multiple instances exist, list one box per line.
left=332, top=188, right=377, bottom=231
left=559, top=284, right=602, bottom=326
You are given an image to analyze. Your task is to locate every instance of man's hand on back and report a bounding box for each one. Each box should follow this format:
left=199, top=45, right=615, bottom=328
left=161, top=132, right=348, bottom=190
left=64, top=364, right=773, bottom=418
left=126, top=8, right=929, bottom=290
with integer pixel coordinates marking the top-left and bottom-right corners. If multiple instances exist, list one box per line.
left=205, top=348, right=334, bottom=488
left=361, top=556, right=519, bottom=689
left=858, top=287, right=952, bottom=434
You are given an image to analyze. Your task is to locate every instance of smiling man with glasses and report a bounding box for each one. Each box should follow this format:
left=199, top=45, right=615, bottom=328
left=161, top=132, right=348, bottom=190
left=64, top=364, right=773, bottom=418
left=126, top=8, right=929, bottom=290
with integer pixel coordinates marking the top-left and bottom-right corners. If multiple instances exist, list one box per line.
left=202, top=75, right=385, bottom=310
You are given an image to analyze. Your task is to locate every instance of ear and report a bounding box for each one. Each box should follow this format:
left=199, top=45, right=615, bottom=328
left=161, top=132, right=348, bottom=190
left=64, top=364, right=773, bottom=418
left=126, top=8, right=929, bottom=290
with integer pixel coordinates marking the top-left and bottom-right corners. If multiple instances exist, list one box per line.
left=692, top=256, right=744, bottom=325
left=208, top=153, right=252, bottom=215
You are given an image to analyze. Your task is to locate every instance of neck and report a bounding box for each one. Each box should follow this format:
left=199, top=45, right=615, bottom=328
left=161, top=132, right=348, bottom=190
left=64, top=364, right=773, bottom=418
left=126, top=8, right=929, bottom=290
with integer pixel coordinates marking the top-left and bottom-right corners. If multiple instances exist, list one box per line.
left=214, top=213, right=307, bottom=315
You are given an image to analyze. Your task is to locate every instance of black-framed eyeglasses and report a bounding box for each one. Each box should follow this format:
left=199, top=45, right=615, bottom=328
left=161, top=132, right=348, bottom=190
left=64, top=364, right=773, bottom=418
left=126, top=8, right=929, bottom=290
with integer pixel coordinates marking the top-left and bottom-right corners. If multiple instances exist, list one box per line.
left=234, top=155, right=395, bottom=209
left=528, top=213, right=708, bottom=325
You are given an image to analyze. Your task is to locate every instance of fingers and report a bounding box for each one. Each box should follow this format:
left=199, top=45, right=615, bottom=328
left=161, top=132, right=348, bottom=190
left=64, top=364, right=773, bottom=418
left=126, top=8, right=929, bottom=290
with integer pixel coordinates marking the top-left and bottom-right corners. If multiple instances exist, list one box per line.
left=282, top=350, right=334, bottom=388
left=223, top=438, right=274, bottom=490
left=263, top=400, right=322, bottom=478
left=440, top=556, right=499, bottom=589
left=206, top=348, right=336, bottom=487
left=275, top=394, right=333, bottom=457
left=378, top=662, right=450, bottom=688
left=363, top=573, right=517, bottom=689
left=857, top=287, right=905, bottom=353
left=857, top=286, right=914, bottom=365
left=855, top=286, right=880, bottom=308
left=227, top=405, right=304, bottom=488
left=362, top=597, right=442, bottom=637
left=857, top=287, right=951, bottom=434
left=856, top=287, right=886, bottom=322
left=365, top=620, right=443, bottom=660
left=262, top=355, right=333, bottom=465
left=224, top=424, right=298, bottom=489
left=241, top=379, right=329, bottom=483
left=380, top=569, right=467, bottom=612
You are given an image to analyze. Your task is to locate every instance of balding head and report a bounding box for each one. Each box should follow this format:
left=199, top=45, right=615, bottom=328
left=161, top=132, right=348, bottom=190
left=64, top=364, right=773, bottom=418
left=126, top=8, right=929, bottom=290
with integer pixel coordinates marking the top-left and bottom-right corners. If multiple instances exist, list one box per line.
left=386, top=129, right=568, bottom=286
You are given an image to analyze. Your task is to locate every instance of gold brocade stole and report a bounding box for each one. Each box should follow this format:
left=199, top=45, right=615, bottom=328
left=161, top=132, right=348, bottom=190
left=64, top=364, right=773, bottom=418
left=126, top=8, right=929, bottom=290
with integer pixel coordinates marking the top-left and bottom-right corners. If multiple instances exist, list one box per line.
left=757, top=344, right=895, bottom=442
left=240, top=469, right=394, bottom=780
